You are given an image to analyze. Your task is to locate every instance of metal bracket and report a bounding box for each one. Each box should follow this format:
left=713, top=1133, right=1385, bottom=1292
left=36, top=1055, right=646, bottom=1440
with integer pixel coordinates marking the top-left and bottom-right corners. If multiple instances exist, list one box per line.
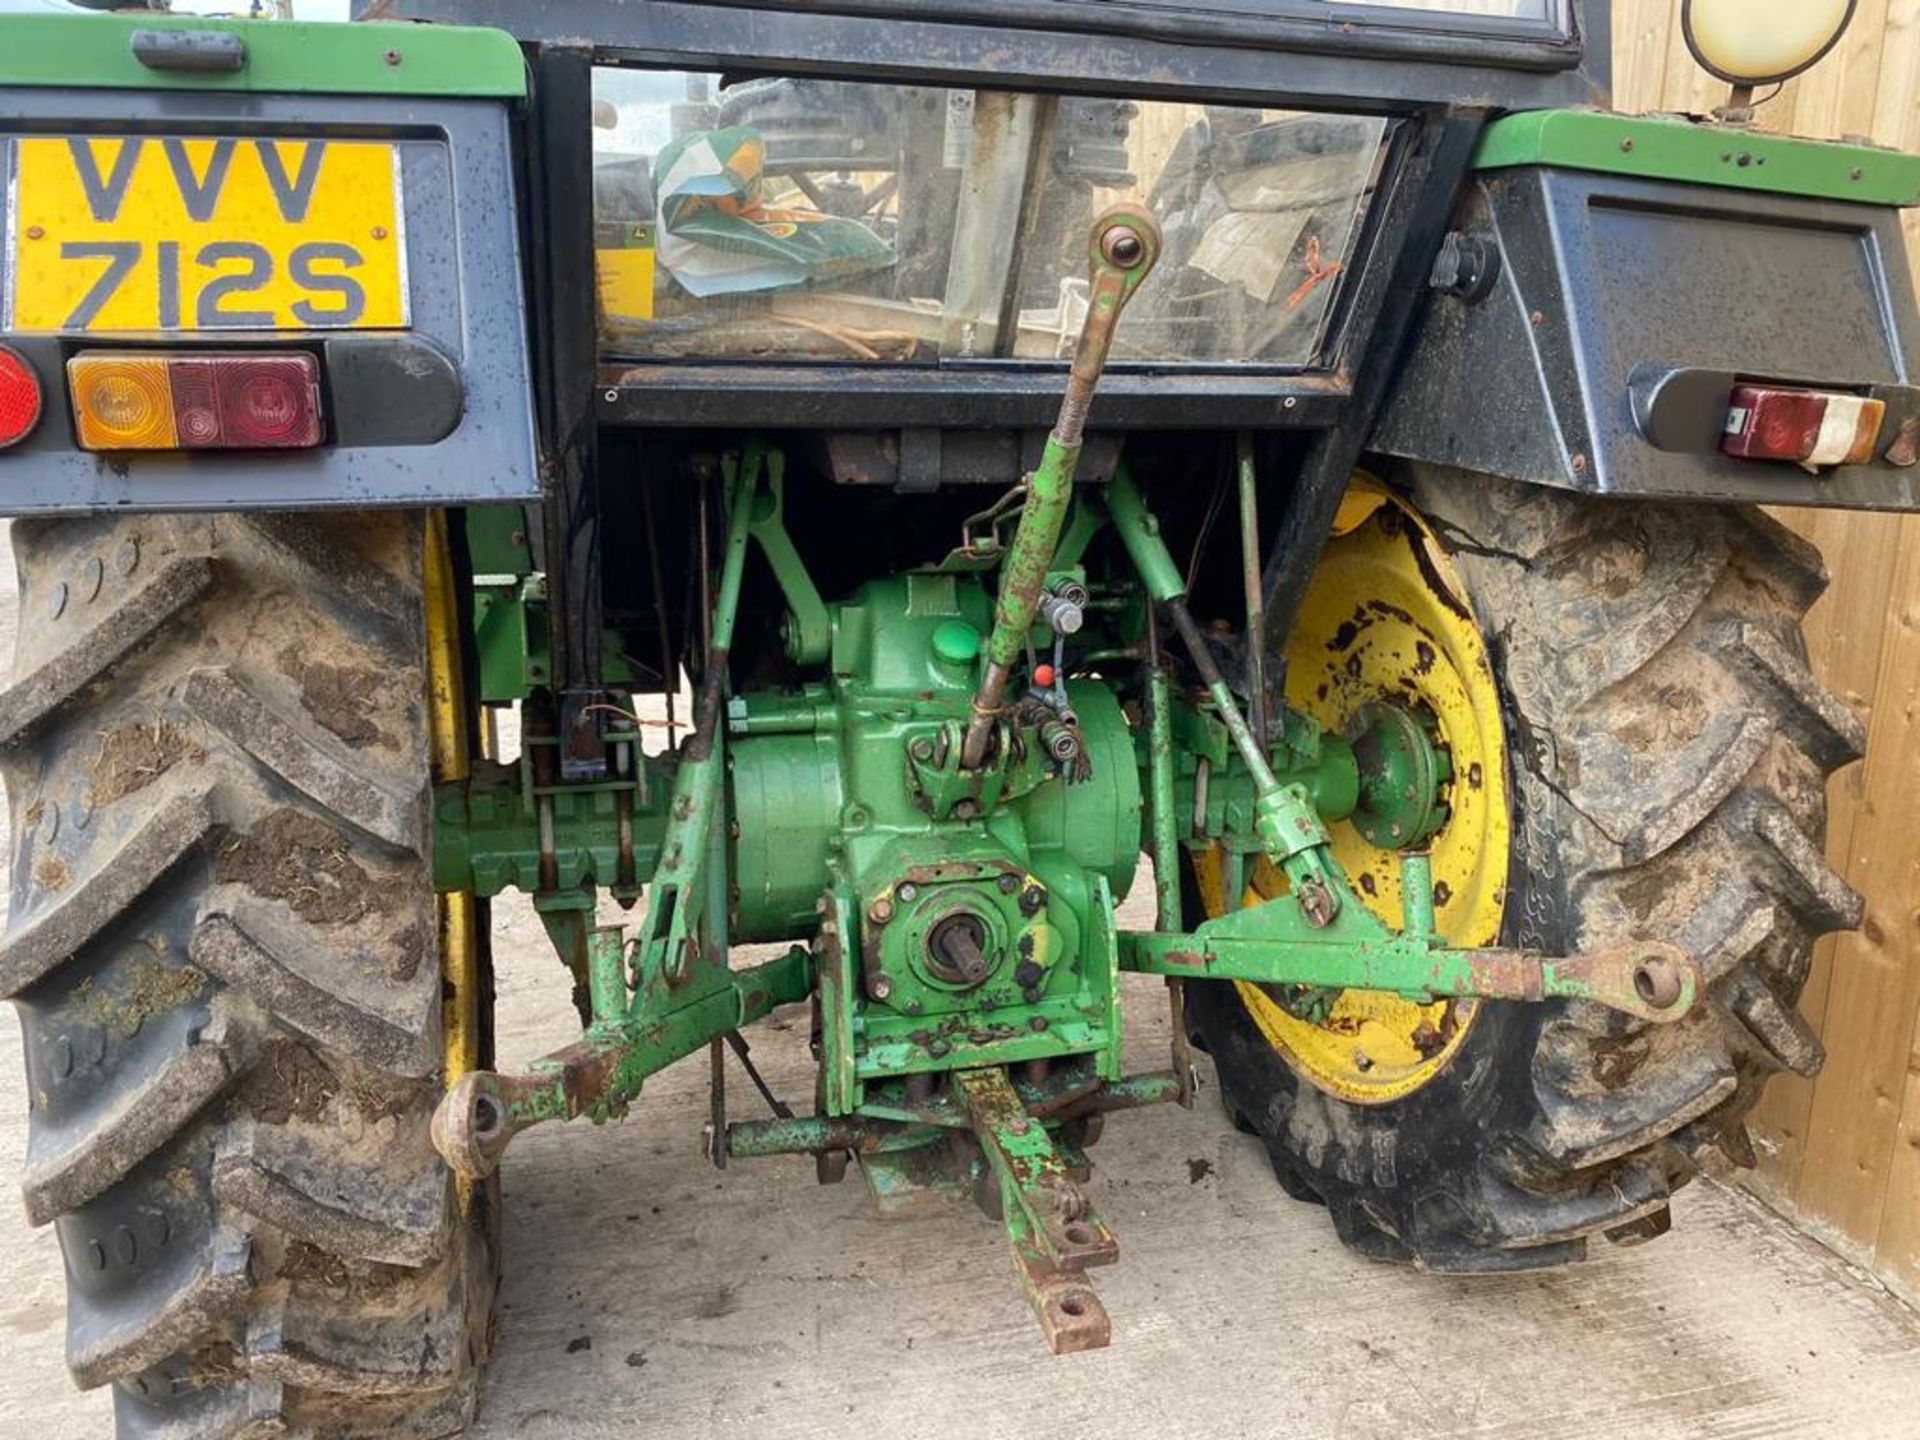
left=744, top=449, right=832, bottom=666
left=431, top=946, right=814, bottom=1181
left=955, top=1067, right=1117, bottom=1353
left=1119, top=851, right=1700, bottom=1027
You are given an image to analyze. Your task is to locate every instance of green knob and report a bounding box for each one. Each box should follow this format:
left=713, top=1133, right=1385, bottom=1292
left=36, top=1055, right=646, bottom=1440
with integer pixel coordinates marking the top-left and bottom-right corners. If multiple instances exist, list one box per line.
left=932, top=619, right=983, bottom=667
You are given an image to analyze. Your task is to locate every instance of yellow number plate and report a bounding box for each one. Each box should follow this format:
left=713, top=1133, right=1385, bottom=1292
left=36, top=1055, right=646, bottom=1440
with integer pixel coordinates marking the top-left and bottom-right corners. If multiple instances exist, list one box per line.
left=5, top=136, right=408, bottom=333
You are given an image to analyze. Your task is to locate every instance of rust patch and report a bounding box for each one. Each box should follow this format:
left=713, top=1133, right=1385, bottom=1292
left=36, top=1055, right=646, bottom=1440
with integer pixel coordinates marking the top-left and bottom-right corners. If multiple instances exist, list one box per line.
left=279, top=644, right=392, bottom=751
left=1414, top=640, right=1438, bottom=676
left=22, top=799, right=43, bottom=830
left=33, top=856, right=70, bottom=892
left=217, top=810, right=403, bottom=926
left=90, top=721, right=204, bottom=805
left=1186, top=1156, right=1214, bottom=1184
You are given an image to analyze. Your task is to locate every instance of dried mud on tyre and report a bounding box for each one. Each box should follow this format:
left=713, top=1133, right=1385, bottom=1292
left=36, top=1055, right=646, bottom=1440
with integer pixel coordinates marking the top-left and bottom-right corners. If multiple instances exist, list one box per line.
left=0, top=512, right=497, bottom=1439
left=1193, top=472, right=1862, bottom=1272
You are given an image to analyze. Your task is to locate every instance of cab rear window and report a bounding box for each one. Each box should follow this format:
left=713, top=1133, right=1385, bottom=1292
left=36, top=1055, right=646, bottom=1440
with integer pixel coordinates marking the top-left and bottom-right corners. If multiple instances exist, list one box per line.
left=590, top=71, right=1390, bottom=367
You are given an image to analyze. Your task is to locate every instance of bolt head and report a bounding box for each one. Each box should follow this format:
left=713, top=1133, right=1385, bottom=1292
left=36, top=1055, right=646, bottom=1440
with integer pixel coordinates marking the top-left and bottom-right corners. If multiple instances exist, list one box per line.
left=898, top=883, right=919, bottom=904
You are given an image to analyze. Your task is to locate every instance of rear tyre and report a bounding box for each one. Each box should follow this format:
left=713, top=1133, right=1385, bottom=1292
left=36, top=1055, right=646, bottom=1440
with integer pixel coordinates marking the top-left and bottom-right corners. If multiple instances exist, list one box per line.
left=1, top=511, right=498, bottom=1436
left=1189, top=471, right=1862, bottom=1270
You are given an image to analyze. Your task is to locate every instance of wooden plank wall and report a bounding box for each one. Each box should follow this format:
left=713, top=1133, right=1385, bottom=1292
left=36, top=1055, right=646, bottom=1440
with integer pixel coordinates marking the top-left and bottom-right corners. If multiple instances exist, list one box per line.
left=1608, top=2, right=1920, bottom=1300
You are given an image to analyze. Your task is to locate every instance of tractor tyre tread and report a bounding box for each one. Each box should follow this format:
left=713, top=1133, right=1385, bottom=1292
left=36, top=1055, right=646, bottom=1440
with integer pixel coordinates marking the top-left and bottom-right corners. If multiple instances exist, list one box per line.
left=2, top=513, right=495, bottom=1439
left=1192, top=473, right=1860, bottom=1270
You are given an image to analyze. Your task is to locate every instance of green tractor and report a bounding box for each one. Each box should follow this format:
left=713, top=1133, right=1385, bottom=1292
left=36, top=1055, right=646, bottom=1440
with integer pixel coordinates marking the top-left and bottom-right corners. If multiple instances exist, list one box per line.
left=0, top=0, right=1912, bottom=1432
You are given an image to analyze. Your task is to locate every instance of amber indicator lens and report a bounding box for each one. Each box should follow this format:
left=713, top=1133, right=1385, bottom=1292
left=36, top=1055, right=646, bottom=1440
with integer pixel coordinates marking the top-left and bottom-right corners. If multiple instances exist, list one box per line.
left=68, top=351, right=323, bottom=452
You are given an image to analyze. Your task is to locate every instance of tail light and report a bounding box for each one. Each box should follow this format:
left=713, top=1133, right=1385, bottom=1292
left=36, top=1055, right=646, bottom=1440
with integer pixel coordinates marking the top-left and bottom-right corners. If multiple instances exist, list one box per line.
left=0, top=345, right=44, bottom=449
left=68, top=352, right=324, bottom=453
left=1723, top=384, right=1886, bottom=468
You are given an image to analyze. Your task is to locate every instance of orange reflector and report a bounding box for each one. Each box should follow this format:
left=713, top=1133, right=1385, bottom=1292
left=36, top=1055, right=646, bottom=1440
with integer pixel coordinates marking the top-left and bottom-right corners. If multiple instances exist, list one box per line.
left=69, top=355, right=176, bottom=451
left=67, top=351, right=324, bottom=453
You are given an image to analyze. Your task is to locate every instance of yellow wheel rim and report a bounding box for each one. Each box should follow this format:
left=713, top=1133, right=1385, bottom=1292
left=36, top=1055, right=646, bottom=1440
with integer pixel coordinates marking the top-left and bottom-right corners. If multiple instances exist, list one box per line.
left=426, top=512, right=484, bottom=1207
left=1206, top=480, right=1510, bottom=1105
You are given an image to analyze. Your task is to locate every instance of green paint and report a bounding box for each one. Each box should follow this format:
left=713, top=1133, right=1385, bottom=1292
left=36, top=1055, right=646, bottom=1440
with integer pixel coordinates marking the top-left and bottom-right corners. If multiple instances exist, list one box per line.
left=499, top=949, right=814, bottom=1129
left=1104, top=469, right=1187, bottom=603
left=1348, top=702, right=1451, bottom=850
left=434, top=428, right=1701, bottom=1250
left=746, top=451, right=832, bottom=665
left=1118, top=856, right=1696, bottom=1024
left=629, top=448, right=759, bottom=1008
left=471, top=577, right=641, bottom=705
left=433, top=754, right=666, bottom=898
left=1399, top=853, right=1437, bottom=939
left=1145, top=660, right=1182, bottom=930
left=466, top=505, right=534, bottom=577
left=1475, top=110, right=1920, bottom=208
left=585, top=926, right=628, bottom=1034
left=931, top=619, right=982, bottom=666
left=726, top=560, right=1140, bottom=1112
left=1108, top=463, right=1349, bottom=914
left=0, top=13, right=526, bottom=99
left=981, top=440, right=1079, bottom=672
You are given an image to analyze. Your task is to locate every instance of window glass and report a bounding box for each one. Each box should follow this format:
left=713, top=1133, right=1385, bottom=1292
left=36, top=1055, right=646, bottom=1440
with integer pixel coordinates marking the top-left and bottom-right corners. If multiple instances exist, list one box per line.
left=1325, top=0, right=1549, bottom=16
left=592, top=71, right=1389, bottom=366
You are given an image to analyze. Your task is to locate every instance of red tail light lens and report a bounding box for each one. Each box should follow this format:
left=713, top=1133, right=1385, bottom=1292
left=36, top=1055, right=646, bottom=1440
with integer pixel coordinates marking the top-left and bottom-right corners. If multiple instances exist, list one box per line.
left=69, top=352, right=323, bottom=452
left=216, top=357, right=324, bottom=448
left=0, top=345, right=44, bottom=449
left=1723, top=384, right=1886, bottom=468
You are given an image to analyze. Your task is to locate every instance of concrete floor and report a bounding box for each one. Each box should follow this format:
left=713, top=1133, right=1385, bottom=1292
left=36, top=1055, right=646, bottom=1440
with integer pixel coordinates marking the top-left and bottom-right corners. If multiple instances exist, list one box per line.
left=2, top=527, right=1920, bottom=1439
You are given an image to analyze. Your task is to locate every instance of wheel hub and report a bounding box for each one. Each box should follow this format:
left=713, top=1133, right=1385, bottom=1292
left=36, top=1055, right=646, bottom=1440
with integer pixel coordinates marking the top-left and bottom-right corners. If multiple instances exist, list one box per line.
left=1217, top=481, right=1512, bottom=1106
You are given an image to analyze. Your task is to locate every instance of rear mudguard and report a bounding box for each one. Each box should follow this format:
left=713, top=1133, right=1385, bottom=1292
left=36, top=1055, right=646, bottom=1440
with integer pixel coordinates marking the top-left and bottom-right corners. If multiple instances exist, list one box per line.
left=1374, top=113, right=1920, bottom=512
